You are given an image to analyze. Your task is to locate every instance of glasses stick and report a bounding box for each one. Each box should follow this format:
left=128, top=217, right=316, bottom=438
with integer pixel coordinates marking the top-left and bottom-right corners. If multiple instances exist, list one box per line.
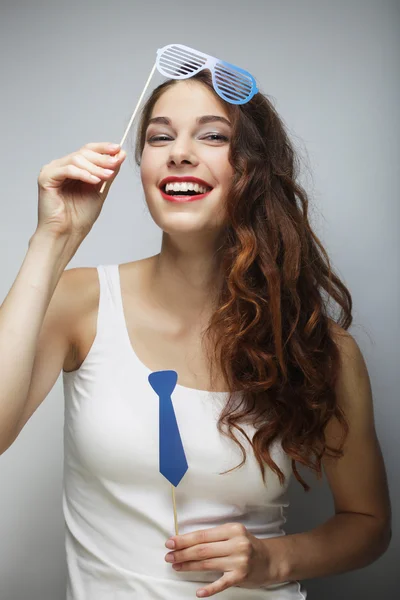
left=100, top=61, right=157, bottom=195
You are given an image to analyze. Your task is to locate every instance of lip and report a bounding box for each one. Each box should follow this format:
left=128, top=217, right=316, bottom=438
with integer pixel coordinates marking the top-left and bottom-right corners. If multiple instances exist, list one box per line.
left=158, top=175, right=214, bottom=204
left=159, top=175, right=213, bottom=190
left=160, top=187, right=212, bottom=203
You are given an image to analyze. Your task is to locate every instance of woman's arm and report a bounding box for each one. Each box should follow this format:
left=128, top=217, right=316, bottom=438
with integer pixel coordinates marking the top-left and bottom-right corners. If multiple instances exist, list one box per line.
left=267, top=327, right=392, bottom=582
left=268, top=509, right=390, bottom=583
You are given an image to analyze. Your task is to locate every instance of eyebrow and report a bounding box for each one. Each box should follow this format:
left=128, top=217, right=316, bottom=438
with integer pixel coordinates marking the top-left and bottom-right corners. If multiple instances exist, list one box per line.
left=147, top=115, right=232, bottom=128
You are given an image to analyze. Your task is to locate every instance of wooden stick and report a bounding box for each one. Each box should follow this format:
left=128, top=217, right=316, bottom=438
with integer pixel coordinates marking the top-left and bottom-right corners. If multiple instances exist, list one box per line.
left=100, top=61, right=157, bottom=194
left=171, top=484, right=179, bottom=535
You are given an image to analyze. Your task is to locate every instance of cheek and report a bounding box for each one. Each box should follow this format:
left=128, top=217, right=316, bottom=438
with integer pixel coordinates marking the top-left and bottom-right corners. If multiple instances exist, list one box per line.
left=212, top=152, right=234, bottom=183
left=140, top=146, right=162, bottom=185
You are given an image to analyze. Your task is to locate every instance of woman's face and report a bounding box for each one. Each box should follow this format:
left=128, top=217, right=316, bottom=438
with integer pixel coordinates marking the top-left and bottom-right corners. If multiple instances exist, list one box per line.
left=140, top=80, right=234, bottom=236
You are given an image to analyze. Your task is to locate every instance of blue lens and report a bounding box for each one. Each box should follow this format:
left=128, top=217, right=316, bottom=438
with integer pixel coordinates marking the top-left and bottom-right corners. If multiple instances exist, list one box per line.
left=213, top=61, right=257, bottom=105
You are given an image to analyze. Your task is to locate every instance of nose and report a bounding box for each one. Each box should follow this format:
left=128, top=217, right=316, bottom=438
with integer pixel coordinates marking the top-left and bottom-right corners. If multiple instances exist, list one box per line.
left=167, top=137, right=199, bottom=167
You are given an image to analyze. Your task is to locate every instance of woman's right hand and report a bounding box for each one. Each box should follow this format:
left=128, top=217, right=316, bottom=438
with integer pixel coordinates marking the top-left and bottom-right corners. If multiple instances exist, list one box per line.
left=36, top=142, right=126, bottom=240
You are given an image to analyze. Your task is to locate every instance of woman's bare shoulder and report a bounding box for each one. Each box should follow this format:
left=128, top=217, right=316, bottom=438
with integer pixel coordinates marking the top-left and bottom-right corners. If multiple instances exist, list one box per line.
left=62, top=265, right=100, bottom=314
left=62, top=259, right=151, bottom=371
left=64, top=257, right=154, bottom=314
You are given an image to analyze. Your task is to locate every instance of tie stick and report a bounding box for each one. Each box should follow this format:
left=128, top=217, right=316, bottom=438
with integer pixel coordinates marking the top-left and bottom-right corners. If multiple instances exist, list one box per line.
left=172, top=485, right=179, bottom=535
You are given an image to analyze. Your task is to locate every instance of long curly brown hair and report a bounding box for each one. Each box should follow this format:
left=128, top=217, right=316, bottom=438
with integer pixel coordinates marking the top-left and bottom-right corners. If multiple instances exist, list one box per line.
left=133, top=69, right=352, bottom=492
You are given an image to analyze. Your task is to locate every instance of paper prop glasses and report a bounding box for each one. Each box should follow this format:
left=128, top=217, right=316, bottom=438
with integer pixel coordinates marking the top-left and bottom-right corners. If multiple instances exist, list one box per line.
left=156, top=44, right=258, bottom=105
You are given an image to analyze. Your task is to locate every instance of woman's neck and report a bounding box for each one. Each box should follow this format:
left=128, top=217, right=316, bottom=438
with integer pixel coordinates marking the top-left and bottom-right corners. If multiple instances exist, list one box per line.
left=146, top=235, right=224, bottom=326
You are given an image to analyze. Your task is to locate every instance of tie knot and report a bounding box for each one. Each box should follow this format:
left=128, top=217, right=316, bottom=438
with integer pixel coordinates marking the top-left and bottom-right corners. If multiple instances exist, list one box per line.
left=148, top=370, right=178, bottom=397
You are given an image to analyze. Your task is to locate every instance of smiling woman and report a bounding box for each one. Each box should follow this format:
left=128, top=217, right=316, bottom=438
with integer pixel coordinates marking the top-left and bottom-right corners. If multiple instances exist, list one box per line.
left=1, top=50, right=390, bottom=600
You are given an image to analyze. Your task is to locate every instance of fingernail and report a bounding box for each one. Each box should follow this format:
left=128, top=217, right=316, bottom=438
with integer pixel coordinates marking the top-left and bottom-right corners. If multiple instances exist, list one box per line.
left=197, top=590, right=207, bottom=598
left=165, top=540, right=175, bottom=549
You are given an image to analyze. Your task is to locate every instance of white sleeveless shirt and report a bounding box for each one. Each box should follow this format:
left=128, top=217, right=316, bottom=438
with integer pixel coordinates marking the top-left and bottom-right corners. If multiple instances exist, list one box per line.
left=62, top=264, right=307, bottom=599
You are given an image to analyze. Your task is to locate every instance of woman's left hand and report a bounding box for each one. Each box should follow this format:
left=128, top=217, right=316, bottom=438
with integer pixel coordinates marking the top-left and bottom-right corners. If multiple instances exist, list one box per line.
left=164, top=522, right=288, bottom=598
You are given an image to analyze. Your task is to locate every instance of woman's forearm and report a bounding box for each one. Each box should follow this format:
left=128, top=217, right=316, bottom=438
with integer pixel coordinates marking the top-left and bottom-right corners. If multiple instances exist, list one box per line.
left=265, top=512, right=391, bottom=584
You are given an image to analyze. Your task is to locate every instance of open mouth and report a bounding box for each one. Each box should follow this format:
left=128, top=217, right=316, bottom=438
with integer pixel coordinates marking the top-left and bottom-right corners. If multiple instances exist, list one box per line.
left=160, top=183, right=213, bottom=202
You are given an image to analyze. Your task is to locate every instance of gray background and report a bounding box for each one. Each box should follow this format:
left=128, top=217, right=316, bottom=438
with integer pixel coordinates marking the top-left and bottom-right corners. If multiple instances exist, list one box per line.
left=0, top=0, right=398, bottom=598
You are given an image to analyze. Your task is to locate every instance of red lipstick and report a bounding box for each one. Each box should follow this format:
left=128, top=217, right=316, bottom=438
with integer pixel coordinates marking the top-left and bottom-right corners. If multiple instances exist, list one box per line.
left=159, top=175, right=213, bottom=203
left=160, top=188, right=212, bottom=203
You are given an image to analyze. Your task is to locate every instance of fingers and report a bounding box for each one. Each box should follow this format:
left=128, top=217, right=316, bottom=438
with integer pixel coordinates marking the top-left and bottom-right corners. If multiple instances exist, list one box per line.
left=37, top=143, right=126, bottom=189
left=68, top=151, right=125, bottom=181
left=171, top=556, right=228, bottom=572
left=167, top=522, right=244, bottom=551
left=80, top=147, right=126, bottom=170
left=165, top=539, right=233, bottom=565
left=38, top=164, right=104, bottom=186
left=83, top=142, right=121, bottom=154
left=196, top=573, right=237, bottom=597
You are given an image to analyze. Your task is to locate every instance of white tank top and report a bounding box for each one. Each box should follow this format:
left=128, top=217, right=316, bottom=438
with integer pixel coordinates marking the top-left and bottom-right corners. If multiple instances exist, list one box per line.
left=62, top=263, right=307, bottom=599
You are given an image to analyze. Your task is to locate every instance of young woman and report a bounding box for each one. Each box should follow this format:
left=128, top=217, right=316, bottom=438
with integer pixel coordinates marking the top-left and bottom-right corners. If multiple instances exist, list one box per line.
left=0, top=70, right=391, bottom=599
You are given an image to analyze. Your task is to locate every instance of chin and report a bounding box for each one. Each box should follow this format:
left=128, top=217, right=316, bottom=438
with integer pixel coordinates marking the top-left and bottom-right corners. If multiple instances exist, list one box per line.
left=157, top=216, right=213, bottom=234
left=144, top=191, right=227, bottom=234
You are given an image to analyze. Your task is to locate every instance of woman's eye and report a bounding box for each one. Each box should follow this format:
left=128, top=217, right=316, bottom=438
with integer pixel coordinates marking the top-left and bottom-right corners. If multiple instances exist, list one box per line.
left=204, top=134, right=228, bottom=141
left=148, top=134, right=228, bottom=143
left=148, top=135, right=167, bottom=142
left=148, top=135, right=170, bottom=142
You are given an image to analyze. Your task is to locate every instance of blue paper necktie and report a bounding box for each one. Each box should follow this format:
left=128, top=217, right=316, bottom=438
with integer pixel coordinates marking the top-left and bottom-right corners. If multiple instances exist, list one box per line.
left=148, top=370, right=188, bottom=487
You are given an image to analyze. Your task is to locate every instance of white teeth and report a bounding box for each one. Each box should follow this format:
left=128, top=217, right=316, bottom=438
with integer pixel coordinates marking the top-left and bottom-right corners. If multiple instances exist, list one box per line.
left=164, top=181, right=210, bottom=194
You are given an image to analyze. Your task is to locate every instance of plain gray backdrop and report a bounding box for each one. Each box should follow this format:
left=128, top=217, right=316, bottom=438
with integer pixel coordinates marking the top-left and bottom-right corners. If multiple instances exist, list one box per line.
left=0, top=0, right=398, bottom=598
